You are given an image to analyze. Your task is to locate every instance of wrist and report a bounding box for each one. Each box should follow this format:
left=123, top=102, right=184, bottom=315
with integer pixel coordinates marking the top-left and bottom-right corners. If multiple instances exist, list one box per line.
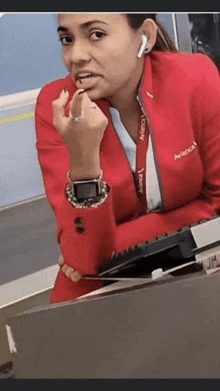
left=66, top=181, right=110, bottom=209
left=69, top=167, right=102, bottom=181
left=69, top=158, right=101, bottom=181
left=69, top=149, right=101, bottom=180
left=68, top=170, right=104, bottom=200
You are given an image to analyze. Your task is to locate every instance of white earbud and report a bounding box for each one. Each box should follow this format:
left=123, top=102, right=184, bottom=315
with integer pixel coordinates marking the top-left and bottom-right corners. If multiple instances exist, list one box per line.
left=137, top=35, right=149, bottom=58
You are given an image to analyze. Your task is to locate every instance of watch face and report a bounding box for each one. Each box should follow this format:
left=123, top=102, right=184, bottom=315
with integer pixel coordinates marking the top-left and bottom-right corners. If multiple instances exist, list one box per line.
left=74, top=183, right=98, bottom=199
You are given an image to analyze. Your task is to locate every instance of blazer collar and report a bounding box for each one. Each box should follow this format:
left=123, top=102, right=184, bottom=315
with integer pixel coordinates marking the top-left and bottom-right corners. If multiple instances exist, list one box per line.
left=138, top=54, right=153, bottom=97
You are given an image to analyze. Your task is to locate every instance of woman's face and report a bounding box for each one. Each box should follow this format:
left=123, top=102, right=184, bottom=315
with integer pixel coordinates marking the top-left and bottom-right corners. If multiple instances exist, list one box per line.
left=57, top=14, right=145, bottom=102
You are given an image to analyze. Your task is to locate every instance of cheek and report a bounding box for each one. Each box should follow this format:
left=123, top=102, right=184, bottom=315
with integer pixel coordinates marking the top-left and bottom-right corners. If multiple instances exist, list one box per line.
left=102, top=51, right=138, bottom=83
left=103, top=39, right=139, bottom=72
left=62, top=50, right=71, bottom=70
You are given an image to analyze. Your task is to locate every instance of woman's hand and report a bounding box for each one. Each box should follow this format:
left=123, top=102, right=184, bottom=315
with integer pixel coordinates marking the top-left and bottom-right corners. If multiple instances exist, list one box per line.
left=58, top=253, right=82, bottom=282
left=52, top=88, right=108, bottom=179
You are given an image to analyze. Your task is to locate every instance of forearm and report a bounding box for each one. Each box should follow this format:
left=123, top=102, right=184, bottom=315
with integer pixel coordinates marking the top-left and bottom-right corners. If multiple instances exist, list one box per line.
left=50, top=190, right=220, bottom=304
left=37, top=135, right=219, bottom=273
left=36, top=134, right=115, bottom=277
left=57, top=187, right=116, bottom=276
left=115, top=195, right=219, bottom=254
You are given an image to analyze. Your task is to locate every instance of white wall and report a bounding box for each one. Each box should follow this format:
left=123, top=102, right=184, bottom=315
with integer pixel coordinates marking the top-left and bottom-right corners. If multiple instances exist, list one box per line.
left=0, top=14, right=67, bottom=208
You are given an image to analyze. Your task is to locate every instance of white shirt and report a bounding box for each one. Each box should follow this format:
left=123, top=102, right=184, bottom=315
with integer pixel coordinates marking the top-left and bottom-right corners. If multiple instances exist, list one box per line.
left=109, top=106, right=162, bottom=212
left=110, top=107, right=136, bottom=172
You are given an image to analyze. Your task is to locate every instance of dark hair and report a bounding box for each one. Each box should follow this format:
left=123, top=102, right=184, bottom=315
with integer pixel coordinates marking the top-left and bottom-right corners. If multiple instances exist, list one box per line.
left=125, top=14, right=178, bottom=53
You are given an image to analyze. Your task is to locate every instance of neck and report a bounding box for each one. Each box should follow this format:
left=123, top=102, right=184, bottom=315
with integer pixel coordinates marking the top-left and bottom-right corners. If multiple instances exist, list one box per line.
left=110, top=90, right=140, bottom=116
left=108, top=59, right=144, bottom=116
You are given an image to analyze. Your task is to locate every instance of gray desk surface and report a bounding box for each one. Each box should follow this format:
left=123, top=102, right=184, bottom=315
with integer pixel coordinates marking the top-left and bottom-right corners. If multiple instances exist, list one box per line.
left=7, top=269, right=220, bottom=378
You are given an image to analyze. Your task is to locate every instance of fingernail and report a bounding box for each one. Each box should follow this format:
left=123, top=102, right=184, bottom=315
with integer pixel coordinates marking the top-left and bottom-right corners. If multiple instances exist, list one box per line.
left=78, top=89, right=85, bottom=95
left=64, top=88, right=69, bottom=93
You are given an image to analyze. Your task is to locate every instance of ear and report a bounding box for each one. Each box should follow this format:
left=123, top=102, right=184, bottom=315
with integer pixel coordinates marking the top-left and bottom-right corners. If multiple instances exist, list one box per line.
left=142, top=18, right=158, bottom=52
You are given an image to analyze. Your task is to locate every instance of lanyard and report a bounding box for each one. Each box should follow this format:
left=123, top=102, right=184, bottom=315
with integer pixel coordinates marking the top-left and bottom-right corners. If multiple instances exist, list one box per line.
left=136, top=114, right=149, bottom=214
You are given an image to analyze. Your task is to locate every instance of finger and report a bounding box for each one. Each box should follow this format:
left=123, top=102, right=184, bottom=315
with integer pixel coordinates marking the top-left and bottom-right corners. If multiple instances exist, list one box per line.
left=61, top=264, right=74, bottom=279
left=69, top=89, right=85, bottom=119
left=82, top=92, right=100, bottom=113
left=52, top=89, right=69, bottom=127
left=61, top=264, right=82, bottom=282
left=81, top=90, right=95, bottom=107
left=65, top=267, right=74, bottom=279
left=61, top=264, right=69, bottom=274
left=70, top=270, right=82, bottom=282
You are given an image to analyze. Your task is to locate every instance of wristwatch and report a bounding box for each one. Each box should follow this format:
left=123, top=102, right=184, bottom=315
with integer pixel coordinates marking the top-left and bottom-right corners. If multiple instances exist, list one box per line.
left=68, top=170, right=104, bottom=200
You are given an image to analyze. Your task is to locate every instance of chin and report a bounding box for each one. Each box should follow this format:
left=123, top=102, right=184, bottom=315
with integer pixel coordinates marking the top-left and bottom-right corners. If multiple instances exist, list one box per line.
left=84, top=87, right=110, bottom=102
left=84, top=89, right=102, bottom=101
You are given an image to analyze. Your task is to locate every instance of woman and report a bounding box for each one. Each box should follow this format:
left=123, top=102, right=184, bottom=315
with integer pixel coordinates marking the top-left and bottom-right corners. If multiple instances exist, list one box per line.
left=35, top=13, right=220, bottom=304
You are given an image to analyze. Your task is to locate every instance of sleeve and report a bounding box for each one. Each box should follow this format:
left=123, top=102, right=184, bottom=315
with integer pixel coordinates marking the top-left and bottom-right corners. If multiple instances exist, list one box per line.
left=35, top=84, right=117, bottom=280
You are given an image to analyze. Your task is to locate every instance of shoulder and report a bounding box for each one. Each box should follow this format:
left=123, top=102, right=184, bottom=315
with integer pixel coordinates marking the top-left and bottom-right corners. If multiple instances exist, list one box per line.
left=36, top=74, right=76, bottom=108
left=151, top=51, right=219, bottom=82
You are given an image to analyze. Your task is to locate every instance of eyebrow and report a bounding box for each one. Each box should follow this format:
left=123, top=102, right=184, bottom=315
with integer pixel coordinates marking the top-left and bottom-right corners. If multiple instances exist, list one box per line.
left=57, top=20, right=108, bottom=33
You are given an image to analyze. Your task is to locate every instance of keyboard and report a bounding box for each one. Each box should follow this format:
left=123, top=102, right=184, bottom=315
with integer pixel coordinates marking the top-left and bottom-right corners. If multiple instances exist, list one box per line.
left=99, top=216, right=220, bottom=278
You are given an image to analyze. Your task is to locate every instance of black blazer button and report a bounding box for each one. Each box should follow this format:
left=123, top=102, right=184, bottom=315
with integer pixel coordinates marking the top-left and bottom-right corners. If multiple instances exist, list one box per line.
left=74, top=217, right=84, bottom=225
left=75, top=226, right=85, bottom=234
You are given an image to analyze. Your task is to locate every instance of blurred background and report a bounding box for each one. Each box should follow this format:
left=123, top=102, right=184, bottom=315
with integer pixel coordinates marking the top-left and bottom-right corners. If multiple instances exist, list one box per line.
left=0, top=12, right=219, bottom=371
left=0, top=13, right=219, bottom=209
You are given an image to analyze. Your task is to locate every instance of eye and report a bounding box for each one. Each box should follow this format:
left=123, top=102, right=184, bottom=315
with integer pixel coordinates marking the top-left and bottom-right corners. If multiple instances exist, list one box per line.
left=59, top=35, right=73, bottom=45
left=90, top=31, right=106, bottom=41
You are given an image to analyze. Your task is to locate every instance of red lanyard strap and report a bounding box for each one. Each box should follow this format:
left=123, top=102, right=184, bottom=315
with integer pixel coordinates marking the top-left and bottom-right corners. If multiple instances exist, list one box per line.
left=136, top=114, right=149, bottom=214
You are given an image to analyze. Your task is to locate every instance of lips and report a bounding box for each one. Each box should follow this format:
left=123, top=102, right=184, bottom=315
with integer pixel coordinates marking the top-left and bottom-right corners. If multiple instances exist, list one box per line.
left=75, top=71, right=98, bottom=83
left=77, top=72, right=95, bottom=82
left=75, top=71, right=100, bottom=90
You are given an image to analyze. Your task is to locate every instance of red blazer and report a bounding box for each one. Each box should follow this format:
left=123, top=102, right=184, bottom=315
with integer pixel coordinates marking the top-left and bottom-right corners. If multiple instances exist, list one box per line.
left=35, top=51, right=220, bottom=304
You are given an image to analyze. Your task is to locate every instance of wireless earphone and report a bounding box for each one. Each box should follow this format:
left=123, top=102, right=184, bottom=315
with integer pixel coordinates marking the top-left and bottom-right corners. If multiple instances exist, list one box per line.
left=137, top=35, right=149, bottom=58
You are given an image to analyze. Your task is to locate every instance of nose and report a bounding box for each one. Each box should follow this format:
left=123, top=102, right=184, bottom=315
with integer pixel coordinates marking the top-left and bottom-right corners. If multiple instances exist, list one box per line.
left=69, top=39, right=91, bottom=64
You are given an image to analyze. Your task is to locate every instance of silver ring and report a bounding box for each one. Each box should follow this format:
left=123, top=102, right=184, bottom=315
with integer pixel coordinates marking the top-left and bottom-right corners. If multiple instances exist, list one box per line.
left=69, top=111, right=84, bottom=121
